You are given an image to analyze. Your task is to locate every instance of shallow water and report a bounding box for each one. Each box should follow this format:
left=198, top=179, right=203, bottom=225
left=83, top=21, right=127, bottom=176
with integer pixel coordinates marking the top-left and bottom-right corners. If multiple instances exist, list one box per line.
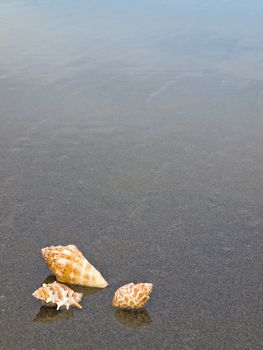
left=0, top=1, right=263, bottom=349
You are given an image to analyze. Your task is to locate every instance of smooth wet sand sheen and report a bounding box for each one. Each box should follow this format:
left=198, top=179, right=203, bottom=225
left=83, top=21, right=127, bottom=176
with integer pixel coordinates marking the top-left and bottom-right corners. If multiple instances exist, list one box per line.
left=0, top=1, right=263, bottom=349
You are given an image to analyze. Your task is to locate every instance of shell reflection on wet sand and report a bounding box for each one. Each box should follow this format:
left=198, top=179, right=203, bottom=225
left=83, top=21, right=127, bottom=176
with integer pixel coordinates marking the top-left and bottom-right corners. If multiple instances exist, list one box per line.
left=32, top=281, right=83, bottom=310
left=115, top=309, right=152, bottom=328
left=112, top=283, right=153, bottom=309
left=41, top=244, right=108, bottom=288
left=33, top=306, right=73, bottom=323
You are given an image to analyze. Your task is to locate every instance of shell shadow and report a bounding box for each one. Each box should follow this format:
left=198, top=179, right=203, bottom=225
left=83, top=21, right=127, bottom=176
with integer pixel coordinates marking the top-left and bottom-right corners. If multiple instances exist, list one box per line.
left=115, top=309, right=152, bottom=328
left=41, top=275, right=56, bottom=284
left=33, top=306, right=73, bottom=323
left=41, top=275, right=105, bottom=297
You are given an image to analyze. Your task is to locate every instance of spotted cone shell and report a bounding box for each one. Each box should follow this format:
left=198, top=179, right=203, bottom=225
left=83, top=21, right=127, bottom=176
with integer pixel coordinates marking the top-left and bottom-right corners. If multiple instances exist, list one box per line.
left=32, top=281, right=83, bottom=310
left=41, top=244, right=108, bottom=288
left=112, top=283, right=153, bottom=309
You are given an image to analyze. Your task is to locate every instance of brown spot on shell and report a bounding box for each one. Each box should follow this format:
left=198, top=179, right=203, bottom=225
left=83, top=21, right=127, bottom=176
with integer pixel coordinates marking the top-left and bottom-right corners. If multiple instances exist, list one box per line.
left=112, top=282, right=153, bottom=310
left=41, top=244, right=108, bottom=288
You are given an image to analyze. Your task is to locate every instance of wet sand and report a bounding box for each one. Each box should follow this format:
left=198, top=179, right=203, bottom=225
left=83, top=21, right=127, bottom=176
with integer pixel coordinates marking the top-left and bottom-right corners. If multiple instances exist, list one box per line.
left=0, top=1, right=263, bottom=349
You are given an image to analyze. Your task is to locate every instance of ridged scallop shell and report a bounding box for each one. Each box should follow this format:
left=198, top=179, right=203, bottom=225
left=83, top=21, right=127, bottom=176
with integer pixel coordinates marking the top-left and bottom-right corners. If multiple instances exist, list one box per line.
left=32, top=281, right=83, bottom=310
left=41, top=244, right=108, bottom=288
left=112, top=283, right=153, bottom=309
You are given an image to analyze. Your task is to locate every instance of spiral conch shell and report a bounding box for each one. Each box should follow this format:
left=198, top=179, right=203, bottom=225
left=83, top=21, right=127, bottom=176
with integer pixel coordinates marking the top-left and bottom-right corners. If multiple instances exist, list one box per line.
left=41, top=244, right=108, bottom=288
left=32, top=282, right=83, bottom=310
left=112, top=283, right=153, bottom=309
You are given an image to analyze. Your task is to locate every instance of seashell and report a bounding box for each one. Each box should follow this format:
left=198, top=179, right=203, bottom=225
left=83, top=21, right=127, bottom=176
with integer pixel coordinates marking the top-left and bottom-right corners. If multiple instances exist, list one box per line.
left=41, top=244, right=108, bottom=288
left=112, top=283, right=153, bottom=310
left=32, top=281, right=83, bottom=310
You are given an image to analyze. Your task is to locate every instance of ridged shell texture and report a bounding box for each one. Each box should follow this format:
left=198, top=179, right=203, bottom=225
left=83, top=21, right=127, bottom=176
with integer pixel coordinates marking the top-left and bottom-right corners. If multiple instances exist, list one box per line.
left=112, top=283, right=153, bottom=309
left=32, top=281, right=83, bottom=310
left=41, top=244, right=108, bottom=288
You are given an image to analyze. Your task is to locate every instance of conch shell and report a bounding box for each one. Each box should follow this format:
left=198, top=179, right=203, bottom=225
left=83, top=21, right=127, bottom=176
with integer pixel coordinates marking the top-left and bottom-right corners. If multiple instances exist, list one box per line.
left=32, top=281, right=83, bottom=310
left=112, top=283, right=153, bottom=309
left=41, top=244, right=108, bottom=288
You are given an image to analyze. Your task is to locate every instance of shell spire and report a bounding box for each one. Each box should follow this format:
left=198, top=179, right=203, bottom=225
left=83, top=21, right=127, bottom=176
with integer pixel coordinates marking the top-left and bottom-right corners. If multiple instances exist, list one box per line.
left=112, top=282, right=153, bottom=309
left=41, top=244, right=108, bottom=288
left=32, top=282, right=83, bottom=310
